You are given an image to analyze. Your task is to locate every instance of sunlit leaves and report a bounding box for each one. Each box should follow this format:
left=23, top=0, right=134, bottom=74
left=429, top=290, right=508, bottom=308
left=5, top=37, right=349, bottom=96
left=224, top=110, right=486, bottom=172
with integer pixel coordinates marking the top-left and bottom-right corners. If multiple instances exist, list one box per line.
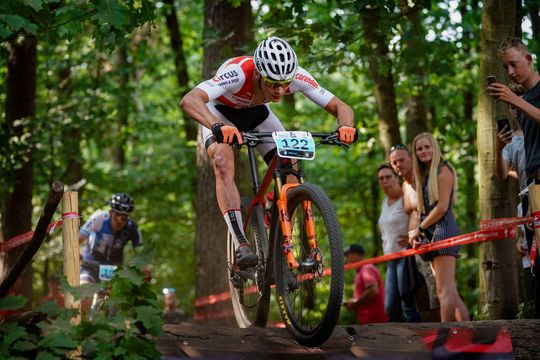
left=91, top=0, right=130, bottom=29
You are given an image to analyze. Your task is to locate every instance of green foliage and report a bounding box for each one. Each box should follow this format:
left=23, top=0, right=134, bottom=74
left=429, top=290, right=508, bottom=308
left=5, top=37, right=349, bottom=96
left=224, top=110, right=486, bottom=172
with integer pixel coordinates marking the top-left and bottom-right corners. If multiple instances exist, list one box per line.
left=0, top=0, right=155, bottom=50
left=0, top=257, right=163, bottom=359
left=0, top=294, right=27, bottom=310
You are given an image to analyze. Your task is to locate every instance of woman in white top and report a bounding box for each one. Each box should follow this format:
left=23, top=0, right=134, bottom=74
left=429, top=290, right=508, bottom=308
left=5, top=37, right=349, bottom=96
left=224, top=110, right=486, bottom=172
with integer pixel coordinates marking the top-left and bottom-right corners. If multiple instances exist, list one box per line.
left=377, top=164, right=421, bottom=322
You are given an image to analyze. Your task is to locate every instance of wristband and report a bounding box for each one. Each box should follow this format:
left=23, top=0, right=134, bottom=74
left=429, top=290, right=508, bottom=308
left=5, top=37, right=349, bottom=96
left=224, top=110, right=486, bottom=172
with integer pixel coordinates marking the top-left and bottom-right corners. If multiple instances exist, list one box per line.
left=211, top=123, right=225, bottom=143
left=418, top=224, right=427, bottom=234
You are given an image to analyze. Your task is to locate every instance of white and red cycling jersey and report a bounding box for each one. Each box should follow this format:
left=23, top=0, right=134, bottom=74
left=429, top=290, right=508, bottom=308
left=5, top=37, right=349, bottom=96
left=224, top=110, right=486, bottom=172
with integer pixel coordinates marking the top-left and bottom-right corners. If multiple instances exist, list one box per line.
left=196, top=56, right=336, bottom=159
left=196, top=56, right=335, bottom=109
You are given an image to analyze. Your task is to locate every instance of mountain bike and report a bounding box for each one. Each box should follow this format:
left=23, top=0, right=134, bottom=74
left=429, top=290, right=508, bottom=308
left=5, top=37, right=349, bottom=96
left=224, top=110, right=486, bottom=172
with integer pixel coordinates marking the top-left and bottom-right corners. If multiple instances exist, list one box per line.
left=226, top=130, right=346, bottom=347
left=89, top=264, right=117, bottom=317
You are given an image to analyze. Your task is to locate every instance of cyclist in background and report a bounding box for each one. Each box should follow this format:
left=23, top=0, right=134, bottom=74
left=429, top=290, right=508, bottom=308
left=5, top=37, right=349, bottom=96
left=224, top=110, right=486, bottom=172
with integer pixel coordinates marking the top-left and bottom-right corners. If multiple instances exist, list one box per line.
left=180, top=36, right=356, bottom=269
left=79, top=193, right=142, bottom=285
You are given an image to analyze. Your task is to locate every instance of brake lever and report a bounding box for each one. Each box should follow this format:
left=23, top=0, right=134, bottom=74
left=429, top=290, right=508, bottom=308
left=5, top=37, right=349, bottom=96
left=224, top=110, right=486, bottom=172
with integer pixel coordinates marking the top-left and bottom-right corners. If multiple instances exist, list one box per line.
left=320, top=133, right=349, bottom=148
left=240, top=133, right=263, bottom=147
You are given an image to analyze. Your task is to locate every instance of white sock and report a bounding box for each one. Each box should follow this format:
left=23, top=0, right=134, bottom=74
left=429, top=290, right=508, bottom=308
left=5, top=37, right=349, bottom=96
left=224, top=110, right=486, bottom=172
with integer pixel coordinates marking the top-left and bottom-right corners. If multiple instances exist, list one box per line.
left=223, top=210, right=247, bottom=248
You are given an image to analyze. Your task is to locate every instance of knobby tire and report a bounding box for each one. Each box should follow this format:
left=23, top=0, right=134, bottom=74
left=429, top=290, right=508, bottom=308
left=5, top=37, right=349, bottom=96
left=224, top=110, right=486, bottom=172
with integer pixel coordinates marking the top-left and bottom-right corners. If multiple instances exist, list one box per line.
left=227, top=198, right=271, bottom=328
left=274, top=183, right=344, bottom=347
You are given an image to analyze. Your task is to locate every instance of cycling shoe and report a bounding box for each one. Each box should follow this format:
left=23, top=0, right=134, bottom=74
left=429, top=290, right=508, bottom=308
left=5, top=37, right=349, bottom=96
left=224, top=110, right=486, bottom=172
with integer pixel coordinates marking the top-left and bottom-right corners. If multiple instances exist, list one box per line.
left=235, top=245, right=259, bottom=270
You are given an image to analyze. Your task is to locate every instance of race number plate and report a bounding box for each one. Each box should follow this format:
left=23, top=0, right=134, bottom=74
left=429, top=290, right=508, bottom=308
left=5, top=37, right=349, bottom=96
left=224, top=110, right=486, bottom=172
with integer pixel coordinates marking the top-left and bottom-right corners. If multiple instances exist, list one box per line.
left=272, top=131, right=315, bottom=160
left=98, top=264, right=117, bottom=281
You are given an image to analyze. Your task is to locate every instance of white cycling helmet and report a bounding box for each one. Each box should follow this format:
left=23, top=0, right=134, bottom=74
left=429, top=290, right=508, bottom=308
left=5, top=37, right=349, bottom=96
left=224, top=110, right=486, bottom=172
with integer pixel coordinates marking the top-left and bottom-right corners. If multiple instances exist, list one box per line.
left=253, top=37, right=298, bottom=81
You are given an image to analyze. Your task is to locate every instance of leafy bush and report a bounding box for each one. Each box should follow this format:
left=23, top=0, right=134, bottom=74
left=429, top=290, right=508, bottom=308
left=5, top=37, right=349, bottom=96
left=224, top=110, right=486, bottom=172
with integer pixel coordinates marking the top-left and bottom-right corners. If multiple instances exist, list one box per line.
left=0, top=257, right=163, bottom=359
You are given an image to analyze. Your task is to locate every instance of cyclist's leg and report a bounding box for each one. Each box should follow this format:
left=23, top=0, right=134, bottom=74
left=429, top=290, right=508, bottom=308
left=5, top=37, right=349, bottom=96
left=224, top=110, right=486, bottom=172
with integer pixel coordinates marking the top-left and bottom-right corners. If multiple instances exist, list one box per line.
left=80, top=263, right=98, bottom=313
left=202, top=104, right=257, bottom=268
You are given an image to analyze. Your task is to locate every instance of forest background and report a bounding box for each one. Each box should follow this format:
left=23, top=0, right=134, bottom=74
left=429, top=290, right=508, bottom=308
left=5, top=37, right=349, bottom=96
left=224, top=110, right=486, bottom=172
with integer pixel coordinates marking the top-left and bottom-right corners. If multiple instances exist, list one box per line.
left=1, top=0, right=539, bottom=324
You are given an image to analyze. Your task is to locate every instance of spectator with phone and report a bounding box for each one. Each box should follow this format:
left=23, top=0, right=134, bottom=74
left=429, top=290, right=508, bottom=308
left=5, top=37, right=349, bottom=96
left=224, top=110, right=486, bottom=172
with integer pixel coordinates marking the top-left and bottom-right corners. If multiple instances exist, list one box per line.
left=490, top=37, right=540, bottom=186
left=494, top=84, right=537, bottom=313
left=492, top=38, right=540, bottom=317
left=494, top=85, right=526, bottom=190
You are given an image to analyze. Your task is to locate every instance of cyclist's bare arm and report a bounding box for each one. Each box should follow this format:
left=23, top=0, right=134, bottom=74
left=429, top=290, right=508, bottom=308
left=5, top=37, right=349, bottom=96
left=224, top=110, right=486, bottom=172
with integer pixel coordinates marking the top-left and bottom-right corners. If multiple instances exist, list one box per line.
left=324, top=96, right=354, bottom=128
left=179, top=88, right=221, bottom=129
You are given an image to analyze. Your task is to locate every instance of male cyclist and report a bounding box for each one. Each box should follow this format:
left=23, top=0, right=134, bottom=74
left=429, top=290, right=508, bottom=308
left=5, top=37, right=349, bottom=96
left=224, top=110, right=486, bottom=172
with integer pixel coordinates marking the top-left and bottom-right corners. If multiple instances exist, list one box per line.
left=180, top=37, right=356, bottom=270
left=79, top=193, right=142, bottom=285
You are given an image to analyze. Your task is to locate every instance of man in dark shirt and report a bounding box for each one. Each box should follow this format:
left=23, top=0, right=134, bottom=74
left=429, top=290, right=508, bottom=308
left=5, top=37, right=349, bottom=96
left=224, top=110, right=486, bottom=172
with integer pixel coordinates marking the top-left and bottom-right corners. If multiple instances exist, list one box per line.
left=490, top=37, right=540, bottom=318
left=489, top=37, right=540, bottom=183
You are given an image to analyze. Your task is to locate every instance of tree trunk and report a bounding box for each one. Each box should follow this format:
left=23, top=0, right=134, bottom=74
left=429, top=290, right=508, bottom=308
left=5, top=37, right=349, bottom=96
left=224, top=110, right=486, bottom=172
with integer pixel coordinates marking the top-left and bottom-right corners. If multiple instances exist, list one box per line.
left=112, top=43, right=129, bottom=168
left=58, top=58, right=83, bottom=189
left=359, top=7, right=402, bottom=157
left=477, top=0, right=520, bottom=319
left=458, top=2, right=479, bottom=265
left=163, top=0, right=197, bottom=142
left=194, top=0, right=253, bottom=326
left=397, top=2, right=430, bottom=143
left=364, top=149, right=381, bottom=257
left=1, top=35, right=37, bottom=308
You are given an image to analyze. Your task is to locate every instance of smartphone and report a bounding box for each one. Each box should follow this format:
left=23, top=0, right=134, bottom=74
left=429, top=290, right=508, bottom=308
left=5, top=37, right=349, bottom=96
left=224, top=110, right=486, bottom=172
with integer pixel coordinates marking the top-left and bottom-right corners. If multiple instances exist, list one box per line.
left=486, top=75, right=497, bottom=85
left=497, top=118, right=510, bottom=132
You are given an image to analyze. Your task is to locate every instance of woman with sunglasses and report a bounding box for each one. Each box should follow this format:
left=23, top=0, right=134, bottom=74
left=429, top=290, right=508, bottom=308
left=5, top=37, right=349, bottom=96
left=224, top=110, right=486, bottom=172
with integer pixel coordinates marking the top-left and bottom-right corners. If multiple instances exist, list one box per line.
left=180, top=36, right=356, bottom=269
left=408, top=133, right=469, bottom=322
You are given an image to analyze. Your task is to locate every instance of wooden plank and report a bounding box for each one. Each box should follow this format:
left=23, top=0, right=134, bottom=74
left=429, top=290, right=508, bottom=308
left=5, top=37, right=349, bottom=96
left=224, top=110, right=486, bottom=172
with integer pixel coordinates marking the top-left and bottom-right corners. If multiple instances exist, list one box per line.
left=156, top=320, right=540, bottom=358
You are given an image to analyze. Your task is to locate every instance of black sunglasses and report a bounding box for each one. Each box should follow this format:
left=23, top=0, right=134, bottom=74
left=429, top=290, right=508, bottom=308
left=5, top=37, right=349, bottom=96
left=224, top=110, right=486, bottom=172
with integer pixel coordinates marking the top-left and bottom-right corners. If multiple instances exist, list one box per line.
left=389, top=144, right=409, bottom=154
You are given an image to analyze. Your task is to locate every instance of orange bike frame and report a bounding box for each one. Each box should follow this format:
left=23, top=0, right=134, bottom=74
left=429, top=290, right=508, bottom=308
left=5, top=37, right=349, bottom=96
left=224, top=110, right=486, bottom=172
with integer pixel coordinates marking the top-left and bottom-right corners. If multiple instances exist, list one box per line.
left=245, top=154, right=319, bottom=271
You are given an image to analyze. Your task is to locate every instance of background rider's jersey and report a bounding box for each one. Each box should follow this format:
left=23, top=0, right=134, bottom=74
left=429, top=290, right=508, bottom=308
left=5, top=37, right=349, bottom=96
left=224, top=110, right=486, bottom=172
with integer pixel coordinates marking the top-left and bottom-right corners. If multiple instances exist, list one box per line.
left=196, top=56, right=335, bottom=110
left=80, top=210, right=142, bottom=266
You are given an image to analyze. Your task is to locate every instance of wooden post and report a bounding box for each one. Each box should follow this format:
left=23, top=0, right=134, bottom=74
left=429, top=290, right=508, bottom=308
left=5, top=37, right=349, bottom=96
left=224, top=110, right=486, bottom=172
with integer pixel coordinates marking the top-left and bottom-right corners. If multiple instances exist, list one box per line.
left=530, top=185, right=540, bottom=244
left=62, top=191, right=81, bottom=321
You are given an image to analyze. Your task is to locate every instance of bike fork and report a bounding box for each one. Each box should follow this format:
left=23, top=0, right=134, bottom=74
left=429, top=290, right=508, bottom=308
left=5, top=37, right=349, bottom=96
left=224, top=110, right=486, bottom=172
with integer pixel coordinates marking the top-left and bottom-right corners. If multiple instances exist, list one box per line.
left=275, top=182, right=318, bottom=268
left=275, top=181, right=320, bottom=273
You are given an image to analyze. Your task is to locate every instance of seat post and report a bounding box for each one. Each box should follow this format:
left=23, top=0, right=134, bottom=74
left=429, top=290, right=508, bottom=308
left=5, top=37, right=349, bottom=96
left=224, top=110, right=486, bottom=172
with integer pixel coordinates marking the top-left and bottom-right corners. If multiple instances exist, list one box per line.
left=247, top=146, right=261, bottom=195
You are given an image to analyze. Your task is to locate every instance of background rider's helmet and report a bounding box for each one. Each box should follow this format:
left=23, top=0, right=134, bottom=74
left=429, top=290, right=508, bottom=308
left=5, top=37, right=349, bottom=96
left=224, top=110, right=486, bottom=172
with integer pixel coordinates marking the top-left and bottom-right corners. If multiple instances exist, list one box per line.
left=253, top=37, right=298, bottom=81
left=109, top=193, right=134, bottom=214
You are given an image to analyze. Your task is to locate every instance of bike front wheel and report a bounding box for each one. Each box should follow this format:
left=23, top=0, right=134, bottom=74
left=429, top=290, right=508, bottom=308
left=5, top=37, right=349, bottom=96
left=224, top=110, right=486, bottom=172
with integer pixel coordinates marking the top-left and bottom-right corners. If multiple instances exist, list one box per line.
left=227, top=197, right=270, bottom=328
left=274, top=183, right=344, bottom=347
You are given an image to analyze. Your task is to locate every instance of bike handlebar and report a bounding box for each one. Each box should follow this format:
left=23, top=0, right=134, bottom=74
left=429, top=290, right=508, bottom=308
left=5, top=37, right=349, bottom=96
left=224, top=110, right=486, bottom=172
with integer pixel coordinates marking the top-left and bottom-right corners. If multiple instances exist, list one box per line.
left=240, top=131, right=349, bottom=149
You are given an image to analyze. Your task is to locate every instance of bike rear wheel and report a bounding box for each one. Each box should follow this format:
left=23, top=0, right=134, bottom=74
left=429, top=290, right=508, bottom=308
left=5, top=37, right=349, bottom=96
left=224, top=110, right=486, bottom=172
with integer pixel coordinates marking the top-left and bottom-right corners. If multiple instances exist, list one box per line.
left=227, top=197, right=271, bottom=327
left=274, top=183, right=344, bottom=347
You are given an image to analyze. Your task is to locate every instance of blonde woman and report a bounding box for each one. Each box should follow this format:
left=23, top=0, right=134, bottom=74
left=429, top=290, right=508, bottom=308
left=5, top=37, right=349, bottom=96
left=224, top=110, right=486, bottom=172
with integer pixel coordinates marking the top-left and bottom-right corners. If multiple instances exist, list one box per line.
left=408, top=133, right=469, bottom=322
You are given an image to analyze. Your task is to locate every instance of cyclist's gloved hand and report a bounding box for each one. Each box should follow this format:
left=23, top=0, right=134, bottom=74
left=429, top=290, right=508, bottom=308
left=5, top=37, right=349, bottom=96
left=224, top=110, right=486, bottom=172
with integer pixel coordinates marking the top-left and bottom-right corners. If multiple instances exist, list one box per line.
left=336, top=126, right=358, bottom=144
left=212, top=123, right=243, bottom=145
